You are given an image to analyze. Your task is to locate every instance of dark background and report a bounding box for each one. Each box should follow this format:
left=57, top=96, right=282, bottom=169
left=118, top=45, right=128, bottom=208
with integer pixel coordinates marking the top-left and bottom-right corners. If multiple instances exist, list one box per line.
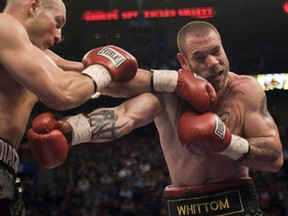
left=1, top=1, right=288, bottom=215
left=2, top=0, right=287, bottom=69
left=52, top=0, right=288, bottom=71
left=1, top=0, right=287, bottom=68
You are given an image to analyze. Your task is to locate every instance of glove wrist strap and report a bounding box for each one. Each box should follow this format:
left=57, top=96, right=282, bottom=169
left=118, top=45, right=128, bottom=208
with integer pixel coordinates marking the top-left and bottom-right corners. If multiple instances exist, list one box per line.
left=65, top=114, right=92, bottom=146
left=219, top=135, right=250, bottom=161
left=151, top=70, right=178, bottom=93
left=82, top=65, right=112, bottom=92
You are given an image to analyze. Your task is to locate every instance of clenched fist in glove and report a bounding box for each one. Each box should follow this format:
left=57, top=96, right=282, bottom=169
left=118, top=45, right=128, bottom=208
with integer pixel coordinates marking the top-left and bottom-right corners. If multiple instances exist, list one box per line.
left=151, top=69, right=217, bottom=113
left=177, top=111, right=250, bottom=161
left=27, top=112, right=92, bottom=168
left=81, top=45, right=138, bottom=93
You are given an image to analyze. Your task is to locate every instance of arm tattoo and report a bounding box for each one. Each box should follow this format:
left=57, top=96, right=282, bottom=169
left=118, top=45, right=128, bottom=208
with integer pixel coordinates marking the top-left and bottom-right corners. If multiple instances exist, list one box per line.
left=249, top=140, right=280, bottom=164
left=88, top=109, right=128, bottom=142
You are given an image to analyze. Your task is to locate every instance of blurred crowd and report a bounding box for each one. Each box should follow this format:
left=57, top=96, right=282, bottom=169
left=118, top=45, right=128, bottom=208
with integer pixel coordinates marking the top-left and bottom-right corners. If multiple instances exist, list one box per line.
left=17, top=132, right=288, bottom=216
left=19, top=135, right=169, bottom=216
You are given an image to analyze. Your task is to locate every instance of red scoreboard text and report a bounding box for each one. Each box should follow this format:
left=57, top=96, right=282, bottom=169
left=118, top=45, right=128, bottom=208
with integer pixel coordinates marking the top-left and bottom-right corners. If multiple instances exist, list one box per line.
left=82, top=7, right=215, bottom=21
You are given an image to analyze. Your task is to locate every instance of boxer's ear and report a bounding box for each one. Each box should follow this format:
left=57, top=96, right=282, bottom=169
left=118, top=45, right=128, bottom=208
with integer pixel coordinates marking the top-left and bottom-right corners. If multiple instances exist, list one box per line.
left=29, top=0, right=40, bottom=16
left=177, top=53, right=189, bottom=70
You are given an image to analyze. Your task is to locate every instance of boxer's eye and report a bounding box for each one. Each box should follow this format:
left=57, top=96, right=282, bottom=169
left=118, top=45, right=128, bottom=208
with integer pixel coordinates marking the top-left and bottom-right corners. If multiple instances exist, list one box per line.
left=55, top=16, right=65, bottom=29
left=195, top=56, right=205, bottom=62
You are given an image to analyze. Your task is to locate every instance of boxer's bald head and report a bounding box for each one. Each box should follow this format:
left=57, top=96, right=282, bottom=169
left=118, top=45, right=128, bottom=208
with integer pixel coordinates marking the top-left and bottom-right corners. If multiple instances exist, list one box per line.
left=4, top=0, right=66, bottom=15
left=41, top=0, right=66, bottom=12
left=4, top=0, right=67, bottom=50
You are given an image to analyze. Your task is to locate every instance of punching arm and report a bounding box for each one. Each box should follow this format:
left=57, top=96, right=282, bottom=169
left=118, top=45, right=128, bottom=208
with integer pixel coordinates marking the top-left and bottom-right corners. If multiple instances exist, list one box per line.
left=27, top=93, right=162, bottom=168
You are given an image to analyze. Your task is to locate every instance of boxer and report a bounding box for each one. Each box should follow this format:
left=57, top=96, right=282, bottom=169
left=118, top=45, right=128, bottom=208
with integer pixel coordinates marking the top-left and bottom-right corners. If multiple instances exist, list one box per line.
left=1, top=0, right=137, bottom=214
left=27, top=21, right=283, bottom=216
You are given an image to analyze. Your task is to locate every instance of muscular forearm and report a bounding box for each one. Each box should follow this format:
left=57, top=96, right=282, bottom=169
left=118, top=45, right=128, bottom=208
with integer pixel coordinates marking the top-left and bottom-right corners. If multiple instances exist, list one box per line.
left=89, top=108, right=130, bottom=143
left=240, top=137, right=283, bottom=172
left=63, top=108, right=127, bottom=145
left=101, top=69, right=152, bottom=98
left=66, top=93, right=162, bottom=145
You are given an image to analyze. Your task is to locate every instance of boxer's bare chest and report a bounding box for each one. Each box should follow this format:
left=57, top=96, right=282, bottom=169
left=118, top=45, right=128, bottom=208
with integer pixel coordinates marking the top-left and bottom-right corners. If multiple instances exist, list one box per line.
left=215, top=79, right=247, bottom=135
left=0, top=68, right=38, bottom=146
left=0, top=68, right=37, bottom=104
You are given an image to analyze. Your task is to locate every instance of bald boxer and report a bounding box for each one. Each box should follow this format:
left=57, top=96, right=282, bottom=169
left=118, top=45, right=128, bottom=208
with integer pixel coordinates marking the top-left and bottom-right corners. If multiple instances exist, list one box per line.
left=29, top=21, right=283, bottom=216
left=0, top=0, right=138, bottom=215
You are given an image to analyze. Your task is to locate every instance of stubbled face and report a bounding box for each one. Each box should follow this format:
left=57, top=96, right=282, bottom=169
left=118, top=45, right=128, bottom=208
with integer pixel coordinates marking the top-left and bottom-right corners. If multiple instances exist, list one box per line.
left=181, top=31, right=230, bottom=92
left=27, top=0, right=66, bottom=50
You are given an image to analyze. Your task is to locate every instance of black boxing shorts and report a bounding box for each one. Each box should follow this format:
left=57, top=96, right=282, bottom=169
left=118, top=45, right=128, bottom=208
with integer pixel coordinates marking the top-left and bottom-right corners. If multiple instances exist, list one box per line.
left=0, top=138, right=25, bottom=216
left=163, top=178, right=264, bottom=216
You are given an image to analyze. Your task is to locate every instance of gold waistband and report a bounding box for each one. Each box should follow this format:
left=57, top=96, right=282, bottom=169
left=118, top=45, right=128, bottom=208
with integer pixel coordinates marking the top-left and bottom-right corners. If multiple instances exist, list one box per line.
left=164, top=178, right=252, bottom=197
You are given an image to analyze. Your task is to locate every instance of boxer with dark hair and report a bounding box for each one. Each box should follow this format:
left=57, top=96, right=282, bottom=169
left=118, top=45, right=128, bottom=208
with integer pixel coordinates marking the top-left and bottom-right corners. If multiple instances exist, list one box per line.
left=0, top=0, right=138, bottom=215
left=29, top=21, right=283, bottom=215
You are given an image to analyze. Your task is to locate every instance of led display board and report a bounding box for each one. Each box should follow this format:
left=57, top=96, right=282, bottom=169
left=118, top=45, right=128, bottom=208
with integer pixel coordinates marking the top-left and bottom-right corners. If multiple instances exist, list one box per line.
left=82, top=7, right=215, bottom=21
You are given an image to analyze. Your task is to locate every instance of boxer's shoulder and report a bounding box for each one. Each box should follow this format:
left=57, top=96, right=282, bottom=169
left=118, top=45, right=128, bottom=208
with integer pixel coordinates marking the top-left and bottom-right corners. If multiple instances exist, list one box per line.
left=224, top=73, right=265, bottom=118
left=228, top=72, right=257, bottom=85
left=0, top=13, right=22, bottom=33
left=227, top=72, right=261, bottom=95
left=0, top=13, right=29, bottom=46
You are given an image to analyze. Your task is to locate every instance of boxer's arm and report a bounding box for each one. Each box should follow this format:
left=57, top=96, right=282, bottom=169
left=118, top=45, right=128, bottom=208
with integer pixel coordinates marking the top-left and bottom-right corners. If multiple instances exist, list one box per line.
left=27, top=93, right=162, bottom=168
left=70, top=92, right=163, bottom=144
left=0, top=16, right=95, bottom=109
left=44, top=49, right=84, bottom=72
left=100, top=69, right=152, bottom=97
left=102, top=68, right=217, bottom=113
left=240, top=77, right=283, bottom=172
left=177, top=76, right=283, bottom=172
left=0, top=16, right=136, bottom=110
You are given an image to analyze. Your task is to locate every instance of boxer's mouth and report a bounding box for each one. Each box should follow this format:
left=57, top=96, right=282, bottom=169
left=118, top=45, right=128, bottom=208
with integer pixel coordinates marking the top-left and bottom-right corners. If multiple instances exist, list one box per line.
left=207, top=71, right=223, bottom=83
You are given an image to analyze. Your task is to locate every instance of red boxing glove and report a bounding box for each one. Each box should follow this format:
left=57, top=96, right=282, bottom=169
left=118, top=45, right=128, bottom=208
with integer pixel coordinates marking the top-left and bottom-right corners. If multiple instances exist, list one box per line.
left=27, top=113, right=72, bottom=169
left=151, top=69, right=217, bottom=113
left=27, top=112, right=94, bottom=168
left=175, top=69, right=217, bottom=112
left=82, top=45, right=138, bottom=92
left=177, top=111, right=250, bottom=161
